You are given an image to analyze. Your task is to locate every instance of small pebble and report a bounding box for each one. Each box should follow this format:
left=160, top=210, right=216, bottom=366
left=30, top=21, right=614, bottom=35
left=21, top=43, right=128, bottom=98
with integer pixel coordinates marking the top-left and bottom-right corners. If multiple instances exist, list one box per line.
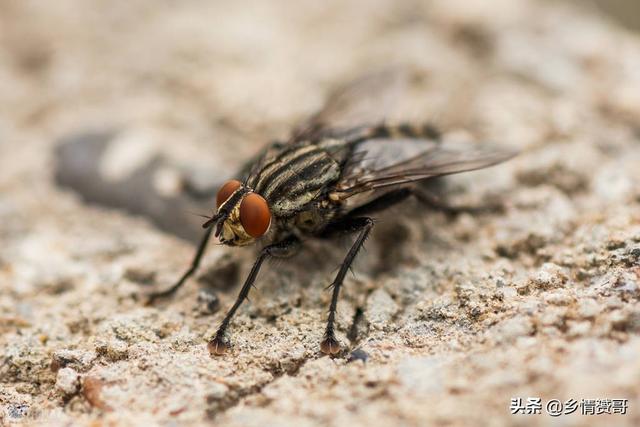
left=95, top=339, right=129, bottom=361
left=206, top=382, right=230, bottom=400
left=197, top=289, right=220, bottom=314
left=56, top=367, right=80, bottom=395
left=567, top=321, right=591, bottom=338
left=577, top=298, right=600, bottom=318
left=497, top=315, right=534, bottom=342
left=348, top=348, right=369, bottom=363
left=5, top=404, right=29, bottom=420
left=82, top=376, right=112, bottom=411
left=51, top=349, right=96, bottom=372
left=531, top=263, right=566, bottom=289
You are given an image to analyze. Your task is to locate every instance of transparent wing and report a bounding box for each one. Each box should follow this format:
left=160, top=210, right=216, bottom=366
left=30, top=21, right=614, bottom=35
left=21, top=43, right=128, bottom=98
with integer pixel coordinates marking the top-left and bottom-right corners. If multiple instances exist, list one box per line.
left=333, top=139, right=517, bottom=201
left=290, top=67, right=410, bottom=142
left=243, top=68, right=414, bottom=180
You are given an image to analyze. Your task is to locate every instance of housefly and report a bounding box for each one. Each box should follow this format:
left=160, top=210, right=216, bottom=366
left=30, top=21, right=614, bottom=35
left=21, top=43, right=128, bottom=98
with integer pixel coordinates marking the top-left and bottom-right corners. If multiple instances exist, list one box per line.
left=147, top=69, right=516, bottom=355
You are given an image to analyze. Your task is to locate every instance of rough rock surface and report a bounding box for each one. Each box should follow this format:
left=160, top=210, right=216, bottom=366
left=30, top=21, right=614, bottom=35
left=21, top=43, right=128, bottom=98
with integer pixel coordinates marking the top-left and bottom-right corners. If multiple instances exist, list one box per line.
left=1, top=1, right=640, bottom=426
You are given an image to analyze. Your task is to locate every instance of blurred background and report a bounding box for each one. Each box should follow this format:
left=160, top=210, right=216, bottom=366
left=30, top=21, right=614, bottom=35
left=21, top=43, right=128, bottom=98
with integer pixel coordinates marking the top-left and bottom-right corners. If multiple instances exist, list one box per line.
left=565, top=0, right=640, bottom=31
left=2, top=0, right=639, bottom=240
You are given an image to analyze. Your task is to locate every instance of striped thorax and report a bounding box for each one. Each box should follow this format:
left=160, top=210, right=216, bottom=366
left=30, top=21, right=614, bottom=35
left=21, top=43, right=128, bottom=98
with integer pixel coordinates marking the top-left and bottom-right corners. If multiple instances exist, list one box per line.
left=213, top=139, right=346, bottom=246
left=248, top=141, right=343, bottom=216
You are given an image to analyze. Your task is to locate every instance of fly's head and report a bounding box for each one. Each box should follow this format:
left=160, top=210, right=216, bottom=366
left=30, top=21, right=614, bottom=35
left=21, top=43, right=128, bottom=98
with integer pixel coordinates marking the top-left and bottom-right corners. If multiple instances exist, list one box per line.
left=204, top=180, right=271, bottom=247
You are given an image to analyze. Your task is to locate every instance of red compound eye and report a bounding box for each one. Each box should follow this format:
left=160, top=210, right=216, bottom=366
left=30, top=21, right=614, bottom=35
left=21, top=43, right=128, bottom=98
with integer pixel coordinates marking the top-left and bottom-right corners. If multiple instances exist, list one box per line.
left=216, top=180, right=242, bottom=208
left=239, top=193, right=271, bottom=238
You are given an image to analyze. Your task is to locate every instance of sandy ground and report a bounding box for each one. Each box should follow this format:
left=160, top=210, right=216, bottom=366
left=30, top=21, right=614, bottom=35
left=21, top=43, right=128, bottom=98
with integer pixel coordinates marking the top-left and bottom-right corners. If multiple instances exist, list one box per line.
left=1, top=1, right=640, bottom=426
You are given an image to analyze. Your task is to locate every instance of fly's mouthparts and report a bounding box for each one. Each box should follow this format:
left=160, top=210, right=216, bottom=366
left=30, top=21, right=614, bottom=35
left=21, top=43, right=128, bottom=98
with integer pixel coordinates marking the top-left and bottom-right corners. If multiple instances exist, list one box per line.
left=214, top=217, right=226, bottom=237
left=202, top=212, right=223, bottom=229
left=201, top=217, right=216, bottom=229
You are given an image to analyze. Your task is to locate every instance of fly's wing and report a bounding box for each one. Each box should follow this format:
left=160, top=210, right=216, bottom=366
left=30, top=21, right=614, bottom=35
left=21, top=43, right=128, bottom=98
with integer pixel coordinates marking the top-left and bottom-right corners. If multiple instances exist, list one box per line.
left=290, top=67, right=410, bottom=143
left=332, top=138, right=517, bottom=207
left=237, top=140, right=289, bottom=182
left=239, top=68, right=409, bottom=184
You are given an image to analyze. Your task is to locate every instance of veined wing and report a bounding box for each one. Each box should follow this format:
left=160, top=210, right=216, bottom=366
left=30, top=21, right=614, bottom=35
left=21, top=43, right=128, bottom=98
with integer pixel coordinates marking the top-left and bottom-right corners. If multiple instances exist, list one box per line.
left=331, top=138, right=517, bottom=203
left=242, top=67, right=412, bottom=182
left=290, top=67, right=411, bottom=143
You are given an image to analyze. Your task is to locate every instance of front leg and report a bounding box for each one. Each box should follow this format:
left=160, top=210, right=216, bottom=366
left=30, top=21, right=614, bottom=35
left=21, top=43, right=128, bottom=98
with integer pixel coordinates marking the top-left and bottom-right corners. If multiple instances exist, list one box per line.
left=209, top=236, right=300, bottom=355
left=318, top=217, right=374, bottom=355
left=146, top=225, right=215, bottom=304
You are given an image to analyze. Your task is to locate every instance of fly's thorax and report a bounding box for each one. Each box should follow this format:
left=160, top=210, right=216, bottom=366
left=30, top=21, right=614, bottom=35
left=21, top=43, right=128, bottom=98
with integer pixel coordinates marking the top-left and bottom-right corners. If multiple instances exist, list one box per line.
left=244, top=141, right=344, bottom=218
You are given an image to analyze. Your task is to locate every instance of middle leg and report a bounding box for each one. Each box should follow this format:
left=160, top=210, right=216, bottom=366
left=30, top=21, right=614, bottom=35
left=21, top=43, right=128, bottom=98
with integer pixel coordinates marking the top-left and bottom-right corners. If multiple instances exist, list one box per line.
left=347, top=186, right=503, bottom=218
left=317, top=217, right=374, bottom=355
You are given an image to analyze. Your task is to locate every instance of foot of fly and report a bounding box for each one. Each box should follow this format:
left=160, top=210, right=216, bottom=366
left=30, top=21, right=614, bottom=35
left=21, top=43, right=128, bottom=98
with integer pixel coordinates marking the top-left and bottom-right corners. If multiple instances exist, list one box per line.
left=320, top=334, right=342, bottom=355
left=208, top=333, right=231, bottom=356
left=143, top=286, right=179, bottom=306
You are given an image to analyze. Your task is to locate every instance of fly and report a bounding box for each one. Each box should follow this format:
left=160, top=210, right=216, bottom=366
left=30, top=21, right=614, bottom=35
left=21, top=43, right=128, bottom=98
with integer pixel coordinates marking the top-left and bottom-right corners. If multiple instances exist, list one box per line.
left=147, top=69, right=517, bottom=355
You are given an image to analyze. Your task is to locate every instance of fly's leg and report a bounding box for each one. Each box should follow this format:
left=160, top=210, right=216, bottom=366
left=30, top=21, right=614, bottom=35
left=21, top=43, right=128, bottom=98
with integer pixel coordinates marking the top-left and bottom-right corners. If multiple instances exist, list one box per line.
left=412, top=187, right=504, bottom=217
left=146, top=225, right=214, bottom=305
left=318, top=217, right=374, bottom=355
left=347, top=188, right=413, bottom=217
left=209, top=236, right=300, bottom=355
left=347, top=187, right=502, bottom=218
